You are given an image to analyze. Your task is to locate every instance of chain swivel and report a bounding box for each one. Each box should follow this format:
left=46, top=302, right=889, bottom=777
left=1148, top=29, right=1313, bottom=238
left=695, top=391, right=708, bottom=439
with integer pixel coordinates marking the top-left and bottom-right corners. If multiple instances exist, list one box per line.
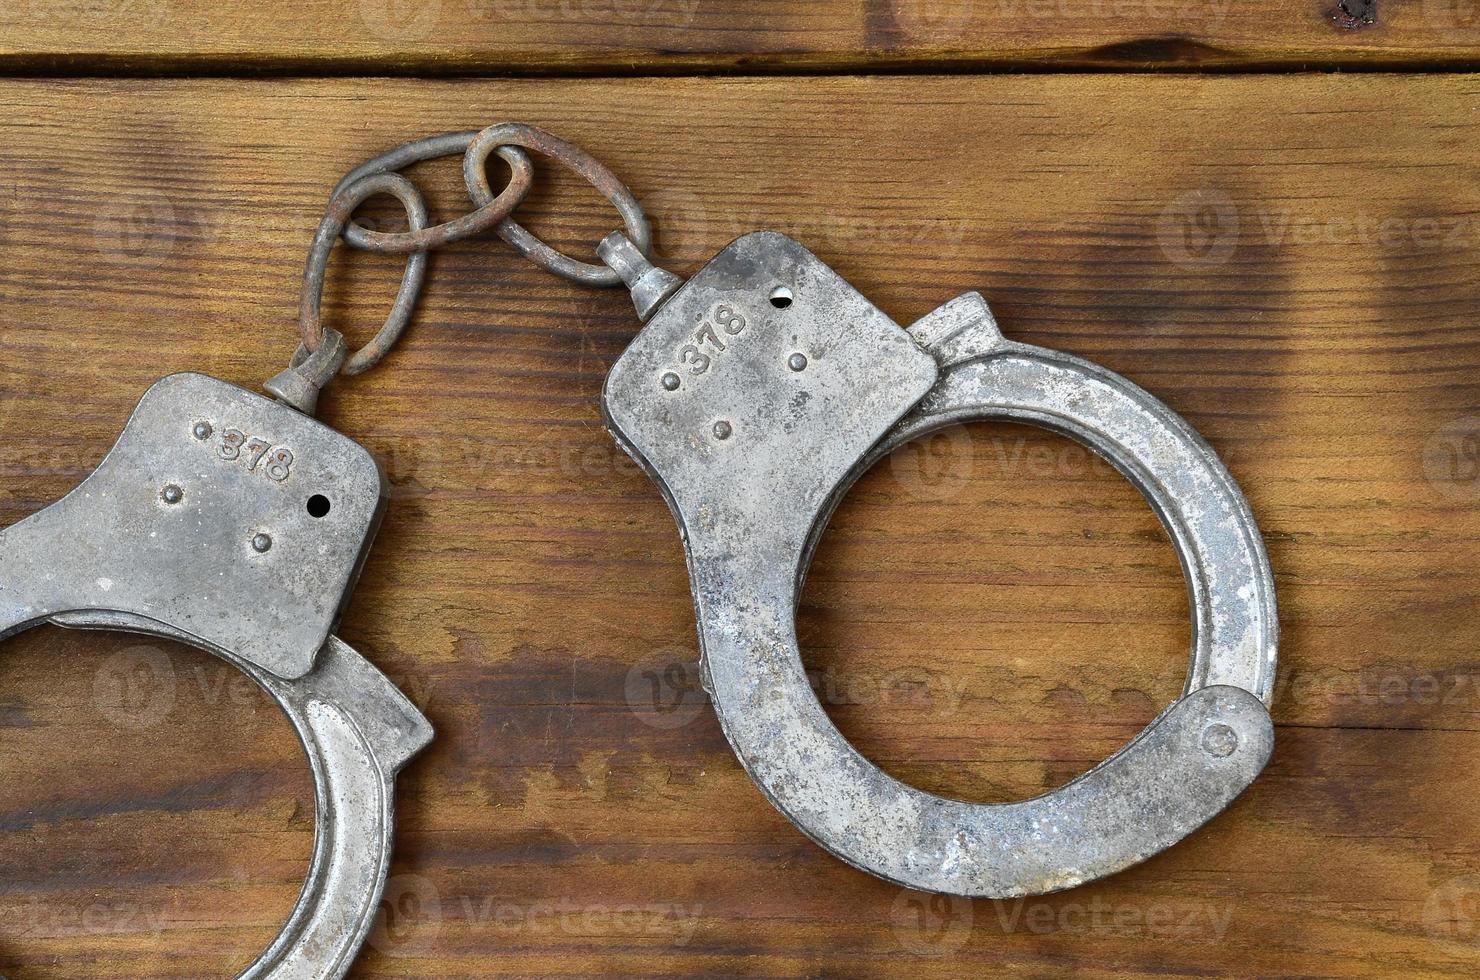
left=266, top=327, right=348, bottom=416
left=597, top=232, right=684, bottom=321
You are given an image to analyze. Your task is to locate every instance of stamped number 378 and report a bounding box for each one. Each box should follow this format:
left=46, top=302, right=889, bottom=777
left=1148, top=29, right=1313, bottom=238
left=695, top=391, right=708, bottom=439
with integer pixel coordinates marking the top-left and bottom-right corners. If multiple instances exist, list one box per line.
left=218, top=427, right=294, bottom=482
left=677, top=304, right=748, bottom=375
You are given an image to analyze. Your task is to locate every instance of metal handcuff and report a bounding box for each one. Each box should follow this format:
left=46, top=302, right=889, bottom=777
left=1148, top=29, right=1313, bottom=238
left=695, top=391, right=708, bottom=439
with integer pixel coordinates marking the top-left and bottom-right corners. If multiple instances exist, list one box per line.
left=4, top=119, right=1279, bottom=976
left=290, top=122, right=1278, bottom=899
left=0, top=156, right=513, bottom=975
left=0, top=373, right=432, bottom=977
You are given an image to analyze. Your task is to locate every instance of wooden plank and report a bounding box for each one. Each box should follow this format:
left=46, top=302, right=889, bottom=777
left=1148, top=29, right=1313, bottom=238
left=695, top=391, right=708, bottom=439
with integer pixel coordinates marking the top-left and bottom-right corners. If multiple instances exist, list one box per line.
left=0, top=74, right=1476, bottom=976
left=0, top=0, right=1478, bottom=73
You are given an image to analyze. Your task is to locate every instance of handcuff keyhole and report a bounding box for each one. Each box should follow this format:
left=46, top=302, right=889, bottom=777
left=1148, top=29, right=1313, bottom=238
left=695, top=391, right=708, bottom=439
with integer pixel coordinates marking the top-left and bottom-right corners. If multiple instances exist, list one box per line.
left=769, top=286, right=794, bottom=309
left=306, top=494, right=332, bottom=519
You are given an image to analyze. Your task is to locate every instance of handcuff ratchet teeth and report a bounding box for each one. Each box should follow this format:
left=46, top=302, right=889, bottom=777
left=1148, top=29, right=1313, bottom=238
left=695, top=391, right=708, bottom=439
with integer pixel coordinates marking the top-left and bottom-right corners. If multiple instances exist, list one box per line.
left=600, top=230, right=1279, bottom=897
left=1, top=372, right=432, bottom=977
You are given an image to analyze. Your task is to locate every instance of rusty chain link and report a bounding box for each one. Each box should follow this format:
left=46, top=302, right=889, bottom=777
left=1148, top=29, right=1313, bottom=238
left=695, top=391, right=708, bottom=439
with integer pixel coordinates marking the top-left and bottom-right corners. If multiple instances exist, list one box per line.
left=270, top=122, right=654, bottom=414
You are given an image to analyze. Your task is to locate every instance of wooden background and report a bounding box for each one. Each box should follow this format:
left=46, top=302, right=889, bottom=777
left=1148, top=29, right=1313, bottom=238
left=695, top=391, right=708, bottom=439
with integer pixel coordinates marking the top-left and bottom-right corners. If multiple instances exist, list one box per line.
left=1, top=5, right=1479, bottom=978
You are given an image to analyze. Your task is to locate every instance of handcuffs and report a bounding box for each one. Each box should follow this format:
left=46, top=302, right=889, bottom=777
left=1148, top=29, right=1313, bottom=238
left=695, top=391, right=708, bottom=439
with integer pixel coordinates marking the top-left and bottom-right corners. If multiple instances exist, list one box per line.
left=3, top=120, right=1279, bottom=974
left=0, top=373, right=432, bottom=977
left=599, top=231, right=1278, bottom=896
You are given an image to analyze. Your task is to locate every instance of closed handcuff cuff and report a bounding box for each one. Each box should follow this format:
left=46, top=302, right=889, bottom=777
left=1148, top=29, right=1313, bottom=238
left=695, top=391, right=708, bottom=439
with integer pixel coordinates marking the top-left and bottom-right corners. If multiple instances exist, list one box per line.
left=2, top=122, right=1278, bottom=975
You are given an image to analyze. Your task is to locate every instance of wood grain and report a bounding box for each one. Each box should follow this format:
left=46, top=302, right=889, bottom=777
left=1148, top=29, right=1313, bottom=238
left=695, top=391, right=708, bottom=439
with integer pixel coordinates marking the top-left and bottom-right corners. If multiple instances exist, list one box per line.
left=0, top=75, right=1477, bottom=977
left=0, top=0, right=1479, bottom=74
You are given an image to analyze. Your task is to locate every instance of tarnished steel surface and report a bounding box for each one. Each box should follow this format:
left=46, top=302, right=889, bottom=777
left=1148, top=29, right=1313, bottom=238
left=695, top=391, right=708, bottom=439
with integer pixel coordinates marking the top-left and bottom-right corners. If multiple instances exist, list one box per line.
left=603, top=231, right=1278, bottom=895
left=0, top=372, right=431, bottom=977
left=0, top=373, right=385, bottom=680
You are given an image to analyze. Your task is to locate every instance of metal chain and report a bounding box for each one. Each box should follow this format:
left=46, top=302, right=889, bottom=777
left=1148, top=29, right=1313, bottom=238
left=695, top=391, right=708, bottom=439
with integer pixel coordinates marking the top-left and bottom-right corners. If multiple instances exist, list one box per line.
left=267, top=122, right=655, bottom=415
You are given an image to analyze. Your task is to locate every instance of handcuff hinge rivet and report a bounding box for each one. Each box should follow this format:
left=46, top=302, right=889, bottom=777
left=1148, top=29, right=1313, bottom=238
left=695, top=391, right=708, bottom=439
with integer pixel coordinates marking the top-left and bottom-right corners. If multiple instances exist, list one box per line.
left=713, top=421, right=733, bottom=441
left=251, top=533, right=274, bottom=554
left=1201, top=722, right=1239, bottom=758
left=161, top=484, right=184, bottom=505
left=661, top=372, right=681, bottom=391
left=788, top=353, right=808, bottom=372
left=192, top=421, right=213, bottom=441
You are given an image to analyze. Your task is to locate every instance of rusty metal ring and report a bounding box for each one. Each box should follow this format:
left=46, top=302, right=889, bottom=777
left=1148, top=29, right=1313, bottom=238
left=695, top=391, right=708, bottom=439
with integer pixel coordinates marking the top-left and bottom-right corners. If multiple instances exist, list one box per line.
left=336, top=130, right=535, bottom=254
left=463, top=123, right=652, bottom=288
left=301, top=171, right=430, bottom=376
